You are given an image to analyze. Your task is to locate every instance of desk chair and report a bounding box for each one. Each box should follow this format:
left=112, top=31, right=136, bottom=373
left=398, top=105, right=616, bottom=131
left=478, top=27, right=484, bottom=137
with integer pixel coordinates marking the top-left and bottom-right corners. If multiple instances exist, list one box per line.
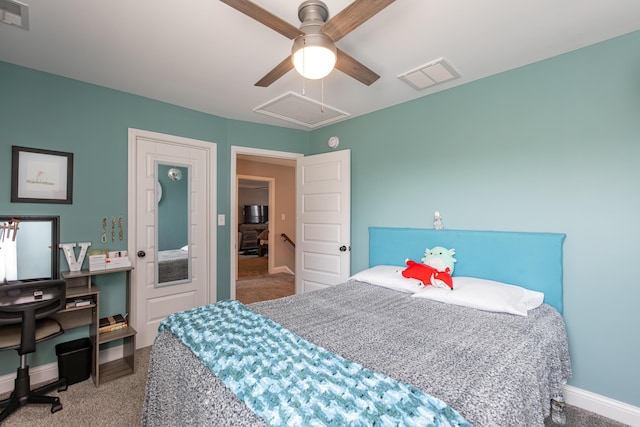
left=0, top=279, right=68, bottom=422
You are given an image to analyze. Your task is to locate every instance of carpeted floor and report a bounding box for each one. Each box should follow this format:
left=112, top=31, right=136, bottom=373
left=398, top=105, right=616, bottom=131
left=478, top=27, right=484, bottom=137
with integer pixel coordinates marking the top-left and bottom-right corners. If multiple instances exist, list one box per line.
left=236, top=256, right=295, bottom=304
left=236, top=273, right=295, bottom=305
left=237, top=255, right=269, bottom=279
left=0, top=346, right=151, bottom=426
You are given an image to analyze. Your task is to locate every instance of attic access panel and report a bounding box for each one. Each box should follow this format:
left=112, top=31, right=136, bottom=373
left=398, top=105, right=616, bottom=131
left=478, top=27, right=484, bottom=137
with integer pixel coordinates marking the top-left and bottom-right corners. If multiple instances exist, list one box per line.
left=253, top=92, right=350, bottom=129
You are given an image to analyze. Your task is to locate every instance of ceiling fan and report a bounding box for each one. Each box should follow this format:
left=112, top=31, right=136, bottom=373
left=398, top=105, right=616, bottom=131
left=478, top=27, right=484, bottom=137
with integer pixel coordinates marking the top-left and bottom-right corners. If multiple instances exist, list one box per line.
left=220, top=0, right=396, bottom=87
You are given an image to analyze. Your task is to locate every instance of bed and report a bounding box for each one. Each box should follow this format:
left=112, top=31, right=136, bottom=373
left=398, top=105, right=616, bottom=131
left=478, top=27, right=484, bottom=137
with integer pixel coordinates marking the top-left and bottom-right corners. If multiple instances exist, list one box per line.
left=157, top=247, right=188, bottom=283
left=142, top=227, right=571, bottom=426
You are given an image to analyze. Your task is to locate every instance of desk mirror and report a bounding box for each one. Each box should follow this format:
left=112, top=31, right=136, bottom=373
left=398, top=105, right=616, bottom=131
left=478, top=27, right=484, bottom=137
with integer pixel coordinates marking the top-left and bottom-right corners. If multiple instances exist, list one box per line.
left=0, top=215, right=60, bottom=283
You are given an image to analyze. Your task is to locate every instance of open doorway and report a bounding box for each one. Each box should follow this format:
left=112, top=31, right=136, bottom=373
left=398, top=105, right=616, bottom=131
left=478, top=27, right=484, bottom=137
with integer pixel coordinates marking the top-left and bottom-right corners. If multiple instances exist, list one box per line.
left=236, top=175, right=285, bottom=304
left=230, top=146, right=302, bottom=303
left=237, top=176, right=272, bottom=260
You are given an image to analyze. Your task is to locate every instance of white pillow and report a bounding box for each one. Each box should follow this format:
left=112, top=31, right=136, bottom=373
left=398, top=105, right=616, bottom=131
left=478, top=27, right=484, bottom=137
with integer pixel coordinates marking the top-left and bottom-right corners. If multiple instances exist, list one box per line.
left=349, top=265, right=422, bottom=294
left=411, top=276, right=544, bottom=316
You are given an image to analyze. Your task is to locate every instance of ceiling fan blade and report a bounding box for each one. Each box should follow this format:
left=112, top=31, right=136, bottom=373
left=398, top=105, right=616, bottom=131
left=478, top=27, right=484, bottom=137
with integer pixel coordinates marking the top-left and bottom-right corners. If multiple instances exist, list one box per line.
left=335, top=49, right=380, bottom=86
left=322, top=0, right=396, bottom=42
left=220, top=0, right=303, bottom=40
left=255, top=56, right=294, bottom=87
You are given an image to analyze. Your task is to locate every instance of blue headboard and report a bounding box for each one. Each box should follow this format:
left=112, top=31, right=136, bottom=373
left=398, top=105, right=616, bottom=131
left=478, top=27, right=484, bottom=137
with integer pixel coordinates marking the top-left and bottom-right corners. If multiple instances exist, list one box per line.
left=369, top=227, right=566, bottom=313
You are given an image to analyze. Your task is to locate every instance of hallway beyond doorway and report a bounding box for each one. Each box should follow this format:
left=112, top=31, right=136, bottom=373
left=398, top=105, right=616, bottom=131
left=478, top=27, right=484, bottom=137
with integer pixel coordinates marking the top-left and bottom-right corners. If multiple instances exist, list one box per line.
left=236, top=256, right=294, bottom=304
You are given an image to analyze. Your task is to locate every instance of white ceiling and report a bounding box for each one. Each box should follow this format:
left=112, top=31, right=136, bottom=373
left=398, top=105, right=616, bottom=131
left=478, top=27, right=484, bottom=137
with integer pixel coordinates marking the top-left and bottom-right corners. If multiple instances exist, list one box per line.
left=1, top=0, right=639, bottom=131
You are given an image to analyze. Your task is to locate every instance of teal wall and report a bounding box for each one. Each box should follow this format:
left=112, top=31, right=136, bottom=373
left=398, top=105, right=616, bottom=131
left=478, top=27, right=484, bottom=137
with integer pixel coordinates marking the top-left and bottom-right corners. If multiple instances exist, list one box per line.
left=0, top=61, right=309, bottom=373
left=310, top=31, right=640, bottom=407
left=1, top=29, right=639, bottom=409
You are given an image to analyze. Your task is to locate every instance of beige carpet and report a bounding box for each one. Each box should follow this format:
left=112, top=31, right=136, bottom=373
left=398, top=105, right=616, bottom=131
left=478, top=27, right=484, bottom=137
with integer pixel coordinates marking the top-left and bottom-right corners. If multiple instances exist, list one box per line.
left=237, top=255, right=269, bottom=279
left=236, top=274, right=295, bottom=305
left=1, top=346, right=150, bottom=426
left=237, top=256, right=295, bottom=305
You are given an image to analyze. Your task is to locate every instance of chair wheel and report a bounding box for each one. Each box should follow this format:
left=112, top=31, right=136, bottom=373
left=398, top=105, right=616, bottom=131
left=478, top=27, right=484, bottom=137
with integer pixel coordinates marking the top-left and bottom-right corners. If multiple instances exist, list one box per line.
left=51, top=402, right=62, bottom=413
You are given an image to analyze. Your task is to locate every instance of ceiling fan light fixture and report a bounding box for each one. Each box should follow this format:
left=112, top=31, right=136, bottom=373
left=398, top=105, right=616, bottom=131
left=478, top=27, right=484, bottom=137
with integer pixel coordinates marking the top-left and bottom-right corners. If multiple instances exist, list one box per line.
left=292, top=32, right=336, bottom=80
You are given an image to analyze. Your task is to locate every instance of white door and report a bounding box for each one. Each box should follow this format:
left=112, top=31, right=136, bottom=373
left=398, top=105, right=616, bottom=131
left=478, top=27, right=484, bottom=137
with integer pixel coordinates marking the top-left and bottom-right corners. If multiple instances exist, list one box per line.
left=128, top=129, right=216, bottom=348
left=296, top=150, right=351, bottom=293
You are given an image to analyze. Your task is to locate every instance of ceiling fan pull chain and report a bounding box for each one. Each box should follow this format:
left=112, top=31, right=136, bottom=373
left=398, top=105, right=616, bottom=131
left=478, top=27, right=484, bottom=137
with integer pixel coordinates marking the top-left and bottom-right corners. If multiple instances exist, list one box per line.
left=321, top=78, right=325, bottom=113
left=302, top=40, right=307, bottom=96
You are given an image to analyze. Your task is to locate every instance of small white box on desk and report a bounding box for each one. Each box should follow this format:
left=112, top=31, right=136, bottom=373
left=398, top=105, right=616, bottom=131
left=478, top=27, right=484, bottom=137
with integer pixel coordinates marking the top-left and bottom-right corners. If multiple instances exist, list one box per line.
left=89, top=254, right=106, bottom=271
left=90, top=264, right=106, bottom=272
left=105, top=256, right=131, bottom=269
left=104, top=250, right=131, bottom=269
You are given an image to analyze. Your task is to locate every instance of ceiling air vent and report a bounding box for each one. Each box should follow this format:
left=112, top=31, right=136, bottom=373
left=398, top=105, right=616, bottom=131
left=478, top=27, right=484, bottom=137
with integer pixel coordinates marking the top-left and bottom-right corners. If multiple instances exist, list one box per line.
left=253, top=91, right=350, bottom=129
left=0, top=0, right=29, bottom=30
left=398, top=58, right=460, bottom=90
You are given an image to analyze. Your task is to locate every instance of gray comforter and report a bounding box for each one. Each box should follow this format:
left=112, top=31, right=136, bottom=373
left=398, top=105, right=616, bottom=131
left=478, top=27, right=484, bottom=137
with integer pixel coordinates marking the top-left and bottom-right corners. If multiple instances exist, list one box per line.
left=141, top=281, right=571, bottom=426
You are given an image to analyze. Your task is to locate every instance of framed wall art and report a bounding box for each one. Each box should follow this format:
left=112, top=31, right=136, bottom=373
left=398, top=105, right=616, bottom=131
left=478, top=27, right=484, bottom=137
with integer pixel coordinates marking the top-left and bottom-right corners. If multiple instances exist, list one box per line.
left=11, top=146, right=74, bottom=204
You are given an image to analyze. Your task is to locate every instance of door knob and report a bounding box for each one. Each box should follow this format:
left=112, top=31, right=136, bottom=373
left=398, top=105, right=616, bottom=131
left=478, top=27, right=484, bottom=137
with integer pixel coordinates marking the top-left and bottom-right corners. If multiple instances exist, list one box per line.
left=339, top=246, right=347, bottom=252
left=137, top=250, right=146, bottom=258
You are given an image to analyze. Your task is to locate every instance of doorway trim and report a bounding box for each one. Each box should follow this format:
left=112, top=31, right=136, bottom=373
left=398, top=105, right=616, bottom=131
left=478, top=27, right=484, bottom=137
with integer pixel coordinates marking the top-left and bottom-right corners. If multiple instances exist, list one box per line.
left=230, top=146, right=303, bottom=300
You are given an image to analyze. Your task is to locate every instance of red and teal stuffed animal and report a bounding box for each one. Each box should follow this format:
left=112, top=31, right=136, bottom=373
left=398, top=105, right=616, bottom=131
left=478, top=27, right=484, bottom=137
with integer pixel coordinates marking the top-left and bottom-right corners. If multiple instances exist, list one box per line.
left=402, top=246, right=457, bottom=290
left=402, top=259, right=453, bottom=290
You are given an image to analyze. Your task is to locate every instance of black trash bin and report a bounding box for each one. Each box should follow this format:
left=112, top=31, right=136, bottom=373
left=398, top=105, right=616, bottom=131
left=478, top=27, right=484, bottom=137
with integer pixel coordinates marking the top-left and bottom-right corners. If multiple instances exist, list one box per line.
left=55, top=338, right=92, bottom=385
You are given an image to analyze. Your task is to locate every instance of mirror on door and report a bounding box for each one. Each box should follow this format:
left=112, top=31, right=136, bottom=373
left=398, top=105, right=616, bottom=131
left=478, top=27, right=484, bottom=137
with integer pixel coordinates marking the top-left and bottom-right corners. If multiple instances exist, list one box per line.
left=156, top=163, right=190, bottom=286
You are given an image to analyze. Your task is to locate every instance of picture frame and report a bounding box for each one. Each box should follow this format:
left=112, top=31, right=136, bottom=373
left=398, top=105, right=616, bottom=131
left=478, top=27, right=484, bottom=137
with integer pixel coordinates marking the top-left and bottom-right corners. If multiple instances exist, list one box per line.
left=11, top=146, right=74, bottom=204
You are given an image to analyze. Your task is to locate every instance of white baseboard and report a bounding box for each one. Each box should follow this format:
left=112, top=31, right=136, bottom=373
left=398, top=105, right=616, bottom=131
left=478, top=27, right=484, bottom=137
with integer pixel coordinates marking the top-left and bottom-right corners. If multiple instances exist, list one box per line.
left=0, top=345, right=123, bottom=395
left=564, top=385, right=640, bottom=426
left=3, top=354, right=638, bottom=426
left=0, top=360, right=59, bottom=394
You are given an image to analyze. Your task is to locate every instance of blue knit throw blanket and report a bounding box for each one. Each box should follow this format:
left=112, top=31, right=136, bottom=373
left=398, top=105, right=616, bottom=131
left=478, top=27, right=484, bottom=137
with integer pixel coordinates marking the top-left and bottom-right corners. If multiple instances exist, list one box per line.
left=159, top=300, right=470, bottom=427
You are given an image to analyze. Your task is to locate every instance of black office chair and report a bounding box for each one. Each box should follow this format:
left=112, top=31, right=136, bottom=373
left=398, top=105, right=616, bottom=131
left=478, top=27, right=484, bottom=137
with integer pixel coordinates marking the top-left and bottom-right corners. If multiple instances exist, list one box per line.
left=0, top=279, right=68, bottom=422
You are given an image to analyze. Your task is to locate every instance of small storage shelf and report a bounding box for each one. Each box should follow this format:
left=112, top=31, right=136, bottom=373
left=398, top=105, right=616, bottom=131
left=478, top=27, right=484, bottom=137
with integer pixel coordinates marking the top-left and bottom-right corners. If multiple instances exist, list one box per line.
left=61, top=267, right=135, bottom=387
left=99, top=325, right=137, bottom=343
left=98, top=325, right=136, bottom=384
left=99, top=357, right=134, bottom=384
left=52, top=285, right=99, bottom=330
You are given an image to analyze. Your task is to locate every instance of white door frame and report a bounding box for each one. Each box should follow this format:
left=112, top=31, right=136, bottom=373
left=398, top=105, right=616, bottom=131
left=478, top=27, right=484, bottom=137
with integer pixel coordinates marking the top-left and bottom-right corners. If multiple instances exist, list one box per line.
left=230, top=146, right=302, bottom=300
left=128, top=128, right=217, bottom=342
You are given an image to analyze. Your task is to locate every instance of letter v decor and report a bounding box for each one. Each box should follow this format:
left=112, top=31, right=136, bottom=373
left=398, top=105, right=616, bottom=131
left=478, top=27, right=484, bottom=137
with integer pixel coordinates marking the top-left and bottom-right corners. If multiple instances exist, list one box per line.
left=59, top=242, right=91, bottom=271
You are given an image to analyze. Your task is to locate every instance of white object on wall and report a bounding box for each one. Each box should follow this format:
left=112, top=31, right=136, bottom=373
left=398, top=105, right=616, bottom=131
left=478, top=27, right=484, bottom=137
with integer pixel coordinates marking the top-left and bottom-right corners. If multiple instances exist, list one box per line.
left=328, top=136, right=340, bottom=149
left=434, top=211, right=444, bottom=230
left=59, top=242, right=91, bottom=271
